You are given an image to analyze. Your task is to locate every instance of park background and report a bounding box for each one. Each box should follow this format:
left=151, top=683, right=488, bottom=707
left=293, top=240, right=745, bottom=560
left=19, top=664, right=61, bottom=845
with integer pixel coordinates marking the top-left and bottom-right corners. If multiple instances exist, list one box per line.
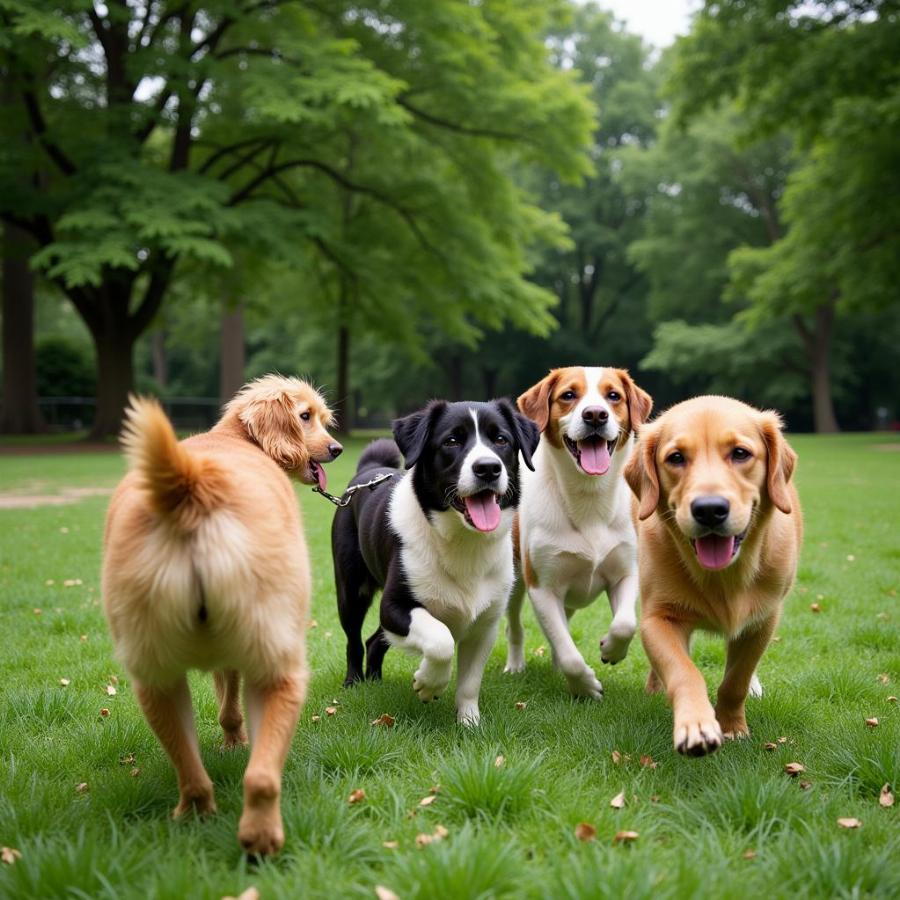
left=0, top=2, right=898, bottom=899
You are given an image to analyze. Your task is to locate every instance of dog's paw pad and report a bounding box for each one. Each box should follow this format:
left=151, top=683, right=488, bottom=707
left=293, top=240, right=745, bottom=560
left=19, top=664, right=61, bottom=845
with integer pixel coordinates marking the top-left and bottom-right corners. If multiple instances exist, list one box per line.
left=674, top=716, right=723, bottom=757
left=566, top=670, right=604, bottom=700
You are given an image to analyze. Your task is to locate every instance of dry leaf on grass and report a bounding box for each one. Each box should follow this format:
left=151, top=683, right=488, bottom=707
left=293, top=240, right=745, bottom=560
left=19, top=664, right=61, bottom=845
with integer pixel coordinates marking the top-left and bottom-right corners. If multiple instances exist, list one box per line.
left=348, top=789, right=366, bottom=805
left=879, top=784, right=894, bottom=808
left=33, top=608, right=42, bottom=615
left=99, top=708, right=110, bottom=718
left=639, top=754, right=657, bottom=769
left=415, top=824, right=449, bottom=848
left=311, top=715, right=321, bottom=723
left=865, top=717, right=879, bottom=728
left=837, top=817, right=862, bottom=829
left=75, top=782, right=89, bottom=793
left=119, top=753, right=135, bottom=765
left=494, top=755, right=505, bottom=768
left=777, top=737, right=788, bottom=744
left=574, top=822, right=596, bottom=842
left=130, top=768, right=141, bottom=778
left=610, top=791, right=626, bottom=810
left=533, top=646, right=546, bottom=657
left=221, top=889, right=260, bottom=900
left=1, top=847, right=22, bottom=866
left=613, top=830, right=639, bottom=844
left=371, top=713, right=396, bottom=728
left=80, top=634, right=88, bottom=642
left=325, top=706, right=337, bottom=716
left=514, top=701, right=527, bottom=710
left=763, top=742, right=778, bottom=751
left=375, top=887, right=400, bottom=900
left=877, top=673, right=890, bottom=685
left=810, top=602, right=821, bottom=613
left=611, top=750, right=622, bottom=764
left=888, top=696, right=898, bottom=704
left=382, top=840, right=399, bottom=850
left=742, top=850, right=757, bottom=860
left=784, top=762, right=806, bottom=776
left=59, top=678, right=70, bottom=687
left=799, top=781, right=812, bottom=791
left=419, top=794, right=436, bottom=807
left=106, top=685, right=117, bottom=696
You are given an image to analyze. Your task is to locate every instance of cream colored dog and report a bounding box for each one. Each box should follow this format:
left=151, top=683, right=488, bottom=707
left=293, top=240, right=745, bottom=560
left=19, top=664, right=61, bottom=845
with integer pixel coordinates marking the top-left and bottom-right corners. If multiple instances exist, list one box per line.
left=624, top=396, right=803, bottom=756
left=505, top=366, right=653, bottom=698
left=102, top=375, right=340, bottom=854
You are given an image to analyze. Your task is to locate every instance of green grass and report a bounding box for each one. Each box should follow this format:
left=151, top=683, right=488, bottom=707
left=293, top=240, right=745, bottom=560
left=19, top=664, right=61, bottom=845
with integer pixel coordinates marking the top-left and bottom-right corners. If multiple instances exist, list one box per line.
left=0, top=433, right=897, bottom=899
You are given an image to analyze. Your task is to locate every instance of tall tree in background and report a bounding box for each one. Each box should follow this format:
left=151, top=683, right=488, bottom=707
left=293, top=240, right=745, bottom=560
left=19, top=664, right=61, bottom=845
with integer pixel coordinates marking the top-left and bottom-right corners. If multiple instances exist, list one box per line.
left=667, top=0, right=900, bottom=431
left=0, top=0, right=592, bottom=436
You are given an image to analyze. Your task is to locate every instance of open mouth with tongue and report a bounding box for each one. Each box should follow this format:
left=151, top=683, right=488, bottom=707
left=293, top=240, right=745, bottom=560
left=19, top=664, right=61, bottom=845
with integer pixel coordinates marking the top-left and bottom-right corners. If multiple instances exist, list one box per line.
left=307, top=459, right=328, bottom=491
left=451, top=490, right=502, bottom=533
left=563, top=434, right=617, bottom=476
left=691, top=530, right=747, bottom=570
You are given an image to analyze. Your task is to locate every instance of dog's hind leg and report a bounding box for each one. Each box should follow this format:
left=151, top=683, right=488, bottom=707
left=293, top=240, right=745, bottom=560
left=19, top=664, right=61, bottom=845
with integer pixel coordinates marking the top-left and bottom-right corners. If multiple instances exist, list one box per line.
left=333, top=521, right=373, bottom=686
left=503, top=580, right=527, bottom=674
left=135, top=676, right=216, bottom=818
left=239, top=672, right=306, bottom=856
left=365, top=623, right=389, bottom=680
left=214, top=669, right=248, bottom=748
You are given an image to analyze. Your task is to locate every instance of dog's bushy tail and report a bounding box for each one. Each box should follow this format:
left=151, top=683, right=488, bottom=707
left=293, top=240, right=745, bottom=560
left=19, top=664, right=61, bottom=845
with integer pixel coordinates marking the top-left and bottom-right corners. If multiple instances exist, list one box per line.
left=357, top=438, right=402, bottom=473
left=121, top=396, right=230, bottom=531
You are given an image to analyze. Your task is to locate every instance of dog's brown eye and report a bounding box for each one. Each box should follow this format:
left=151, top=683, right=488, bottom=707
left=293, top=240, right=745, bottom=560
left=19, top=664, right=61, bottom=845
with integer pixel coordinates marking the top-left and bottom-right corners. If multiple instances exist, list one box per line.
left=666, top=450, right=686, bottom=466
left=731, top=447, right=752, bottom=461
left=495, top=434, right=509, bottom=446
left=443, top=436, right=459, bottom=447
left=560, top=390, right=576, bottom=402
left=607, top=391, right=621, bottom=402
left=300, top=412, right=311, bottom=422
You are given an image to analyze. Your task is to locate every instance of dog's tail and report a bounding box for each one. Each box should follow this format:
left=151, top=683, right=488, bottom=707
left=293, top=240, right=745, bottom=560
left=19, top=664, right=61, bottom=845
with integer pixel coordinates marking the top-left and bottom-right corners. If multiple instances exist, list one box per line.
left=356, top=438, right=403, bottom=473
left=121, top=396, right=230, bottom=531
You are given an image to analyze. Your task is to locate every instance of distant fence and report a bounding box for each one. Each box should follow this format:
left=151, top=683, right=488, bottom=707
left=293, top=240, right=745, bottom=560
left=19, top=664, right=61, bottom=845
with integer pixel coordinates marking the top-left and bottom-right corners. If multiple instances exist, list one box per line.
left=36, top=397, right=222, bottom=432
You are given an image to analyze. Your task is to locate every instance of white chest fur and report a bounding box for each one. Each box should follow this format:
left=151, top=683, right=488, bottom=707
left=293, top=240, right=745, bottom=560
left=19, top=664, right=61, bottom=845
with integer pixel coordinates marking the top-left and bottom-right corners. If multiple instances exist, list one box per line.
left=389, top=472, right=514, bottom=637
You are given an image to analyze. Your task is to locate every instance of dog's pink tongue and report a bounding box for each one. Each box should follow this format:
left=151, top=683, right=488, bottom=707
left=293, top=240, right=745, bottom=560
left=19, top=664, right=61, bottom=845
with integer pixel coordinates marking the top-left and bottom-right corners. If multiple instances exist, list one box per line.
left=578, top=438, right=610, bottom=475
left=694, top=534, right=735, bottom=570
left=315, top=463, right=327, bottom=491
left=464, top=492, right=502, bottom=532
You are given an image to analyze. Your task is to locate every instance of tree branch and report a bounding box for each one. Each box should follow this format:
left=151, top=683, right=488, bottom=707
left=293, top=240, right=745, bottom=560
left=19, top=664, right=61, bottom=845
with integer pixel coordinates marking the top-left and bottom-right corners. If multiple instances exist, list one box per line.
left=130, top=257, right=176, bottom=336
left=21, top=90, right=77, bottom=175
left=396, top=97, right=525, bottom=141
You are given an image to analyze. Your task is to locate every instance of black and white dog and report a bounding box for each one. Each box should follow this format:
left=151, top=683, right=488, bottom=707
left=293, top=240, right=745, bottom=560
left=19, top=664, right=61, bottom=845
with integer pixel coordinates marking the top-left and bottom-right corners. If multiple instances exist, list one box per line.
left=332, top=399, right=539, bottom=724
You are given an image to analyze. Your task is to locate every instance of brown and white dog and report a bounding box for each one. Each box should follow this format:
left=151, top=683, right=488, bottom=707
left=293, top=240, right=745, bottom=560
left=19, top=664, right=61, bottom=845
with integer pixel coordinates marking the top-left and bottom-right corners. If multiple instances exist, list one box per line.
left=504, top=366, right=653, bottom=698
left=102, top=375, right=341, bottom=855
left=624, top=395, right=802, bottom=755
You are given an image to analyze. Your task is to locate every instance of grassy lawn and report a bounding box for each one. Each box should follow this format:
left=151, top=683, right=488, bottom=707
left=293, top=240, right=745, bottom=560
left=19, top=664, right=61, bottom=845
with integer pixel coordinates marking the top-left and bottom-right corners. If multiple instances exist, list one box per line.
left=0, top=433, right=897, bottom=899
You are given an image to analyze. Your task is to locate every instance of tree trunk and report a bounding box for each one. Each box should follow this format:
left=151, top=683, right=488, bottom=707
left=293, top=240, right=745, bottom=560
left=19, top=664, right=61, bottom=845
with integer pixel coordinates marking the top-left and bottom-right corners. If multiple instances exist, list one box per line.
left=151, top=329, right=168, bottom=389
left=219, top=300, right=245, bottom=403
left=89, top=329, right=136, bottom=439
left=1, top=223, right=45, bottom=433
left=809, top=302, right=839, bottom=433
left=335, top=324, right=351, bottom=434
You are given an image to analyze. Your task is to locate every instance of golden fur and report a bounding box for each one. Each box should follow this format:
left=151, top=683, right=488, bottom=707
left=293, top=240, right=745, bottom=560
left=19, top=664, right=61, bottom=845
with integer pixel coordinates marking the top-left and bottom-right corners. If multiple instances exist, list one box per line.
left=624, top=395, right=803, bottom=756
left=102, top=375, right=338, bottom=855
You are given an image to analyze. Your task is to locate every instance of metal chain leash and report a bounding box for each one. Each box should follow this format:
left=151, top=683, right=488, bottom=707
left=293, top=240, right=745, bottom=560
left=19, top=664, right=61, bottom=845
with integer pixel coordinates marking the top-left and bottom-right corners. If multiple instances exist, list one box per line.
left=312, top=471, right=394, bottom=508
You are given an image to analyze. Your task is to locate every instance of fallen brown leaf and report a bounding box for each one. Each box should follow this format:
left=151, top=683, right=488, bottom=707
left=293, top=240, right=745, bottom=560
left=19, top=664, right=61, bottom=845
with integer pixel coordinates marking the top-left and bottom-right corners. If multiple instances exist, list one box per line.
left=879, top=784, right=894, bottom=808
left=1, top=847, right=22, bottom=866
left=325, top=706, right=337, bottom=716
left=784, top=762, right=806, bottom=776
left=371, top=713, right=396, bottom=728
left=414, top=824, right=449, bottom=848
left=374, top=887, right=400, bottom=900
left=742, top=849, right=757, bottom=860
left=59, top=678, right=70, bottom=687
left=109, top=675, right=119, bottom=685
left=433, top=825, right=448, bottom=839
left=80, top=634, right=88, bottom=642
left=763, top=742, right=778, bottom=751
left=837, top=817, right=862, bottom=829
left=99, top=708, right=110, bottom=718
left=130, top=768, right=141, bottom=778
left=311, top=715, right=321, bottom=723
left=106, top=684, right=117, bottom=696
left=494, top=755, right=505, bottom=768
left=777, top=737, right=788, bottom=744
left=611, top=750, right=622, bottom=765
left=877, top=673, right=890, bottom=685
left=429, top=785, right=441, bottom=795
left=348, top=788, right=366, bottom=805
left=221, top=889, right=260, bottom=900
left=610, top=791, right=626, bottom=809
left=888, top=696, right=898, bottom=704
left=533, top=646, right=546, bottom=657
left=33, top=607, right=42, bottom=615
left=810, top=602, right=821, bottom=613
left=613, top=830, right=639, bottom=844
left=515, top=701, right=527, bottom=710
left=799, top=781, right=812, bottom=791
left=865, top=717, right=879, bottom=728
left=75, top=782, right=89, bottom=793
left=574, top=822, right=596, bottom=842
left=650, top=795, right=661, bottom=803
left=639, top=754, right=657, bottom=769
left=308, top=619, right=318, bottom=629
left=419, top=794, right=436, bottom=807
left=382, top=840, right=399, bottom=850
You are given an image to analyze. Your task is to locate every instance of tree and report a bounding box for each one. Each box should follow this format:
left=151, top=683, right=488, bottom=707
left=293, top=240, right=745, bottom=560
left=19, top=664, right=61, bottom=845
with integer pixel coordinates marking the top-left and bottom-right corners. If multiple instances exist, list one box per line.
left=665, top=0, right=900, bottom=431
left=0, top=1, right=593, bottom=436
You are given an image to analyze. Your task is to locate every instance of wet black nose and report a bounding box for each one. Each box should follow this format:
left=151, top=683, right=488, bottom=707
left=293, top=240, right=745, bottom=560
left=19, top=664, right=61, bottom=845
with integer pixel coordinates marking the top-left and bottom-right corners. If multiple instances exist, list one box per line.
left=582, top=406, right=609, bottom=425
left=472, top=458, right=502, bottom=482
left=691, top=496, right=730, bottom=528
left=328, top=442, right=343, bottom=460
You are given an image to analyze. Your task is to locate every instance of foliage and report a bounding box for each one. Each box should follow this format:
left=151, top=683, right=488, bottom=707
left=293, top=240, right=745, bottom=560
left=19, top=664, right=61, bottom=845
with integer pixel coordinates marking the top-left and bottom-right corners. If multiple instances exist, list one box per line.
left=34, top=335, right=95, bottom=398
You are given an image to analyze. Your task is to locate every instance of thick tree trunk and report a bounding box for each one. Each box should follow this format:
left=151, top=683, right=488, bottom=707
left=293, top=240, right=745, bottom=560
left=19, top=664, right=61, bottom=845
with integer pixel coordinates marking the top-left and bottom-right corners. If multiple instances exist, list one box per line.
left=335, top=324, right=351, bottom=434
left=1, top=223, right=45, bottom=433
left=89, top=329, right=135, bottom=439
left=219, top=301, right=245, bottom=403
left=809, top=302, right=839, bottom=433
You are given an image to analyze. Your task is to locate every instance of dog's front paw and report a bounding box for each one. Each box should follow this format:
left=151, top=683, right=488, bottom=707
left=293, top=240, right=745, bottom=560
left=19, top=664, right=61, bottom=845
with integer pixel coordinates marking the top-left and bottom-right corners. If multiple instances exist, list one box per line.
left=456, top=701, right=481, bottom=726
left=173, top=780, right=216, bottom=818
left=238, top=806, right=284, bottom=857
left=503, top=647, right=525, bottom=674
left=716, top=706, right=750, bottom=741
left=413, top=659, right=452, bottom=702
left=673, top=710, right=723, bottom=757
left=565, top=667, right=604, bottom=700
left=600, top=627, right=634, bottom=665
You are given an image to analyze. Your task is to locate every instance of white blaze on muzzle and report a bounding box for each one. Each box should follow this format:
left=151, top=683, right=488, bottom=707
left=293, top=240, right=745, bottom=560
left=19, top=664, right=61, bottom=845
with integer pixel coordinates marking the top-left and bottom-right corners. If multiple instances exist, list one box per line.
left=454, top=410, right=508, bottom=532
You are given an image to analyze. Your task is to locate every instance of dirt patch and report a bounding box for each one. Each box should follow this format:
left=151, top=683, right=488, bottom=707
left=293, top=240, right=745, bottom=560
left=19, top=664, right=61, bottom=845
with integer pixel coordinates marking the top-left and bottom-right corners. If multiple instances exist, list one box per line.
left=873, top=443, right=900, bottom=452
left=0, top=486, right=113, bottom=509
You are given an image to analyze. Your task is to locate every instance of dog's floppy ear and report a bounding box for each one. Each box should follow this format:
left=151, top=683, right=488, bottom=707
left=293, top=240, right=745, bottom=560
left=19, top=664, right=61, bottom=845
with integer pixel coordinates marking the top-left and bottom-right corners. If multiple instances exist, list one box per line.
left=393, top=400, right=447, bottom=469
left=616, top=369, right=653, bottom=433
left=624, top=425, right=660, bottom=521
left=758, top=411, right=797, bottom=514
left=517, top=370, right=560, bottom=432
left=496, top=397, right=540, bottom=472
left=238, top=391, right=308, bottom=471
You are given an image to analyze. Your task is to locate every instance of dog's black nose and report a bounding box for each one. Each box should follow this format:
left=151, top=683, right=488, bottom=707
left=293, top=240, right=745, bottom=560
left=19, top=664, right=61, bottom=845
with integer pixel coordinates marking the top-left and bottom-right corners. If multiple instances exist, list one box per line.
left=472, top=458, right=502, bottom=482
left=691, top=496, right=730, bottom=528
left=328, top=442, right=343, bottom=460
left=582, top=406, right=609, bottom=425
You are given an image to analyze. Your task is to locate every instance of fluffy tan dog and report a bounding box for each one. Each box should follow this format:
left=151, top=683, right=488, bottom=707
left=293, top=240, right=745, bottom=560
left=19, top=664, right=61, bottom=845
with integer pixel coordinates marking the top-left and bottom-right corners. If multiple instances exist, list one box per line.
left=624, top=396, right=802, bottom=756
left=102, top=375, right=341, bottom=854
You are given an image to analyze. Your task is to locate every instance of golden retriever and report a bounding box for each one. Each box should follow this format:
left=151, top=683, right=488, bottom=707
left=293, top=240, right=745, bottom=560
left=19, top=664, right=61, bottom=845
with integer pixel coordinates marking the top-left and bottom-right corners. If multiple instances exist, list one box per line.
left=624, top=395, right=802, bottom=756
left=102, top=375, right=341, bottom=854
